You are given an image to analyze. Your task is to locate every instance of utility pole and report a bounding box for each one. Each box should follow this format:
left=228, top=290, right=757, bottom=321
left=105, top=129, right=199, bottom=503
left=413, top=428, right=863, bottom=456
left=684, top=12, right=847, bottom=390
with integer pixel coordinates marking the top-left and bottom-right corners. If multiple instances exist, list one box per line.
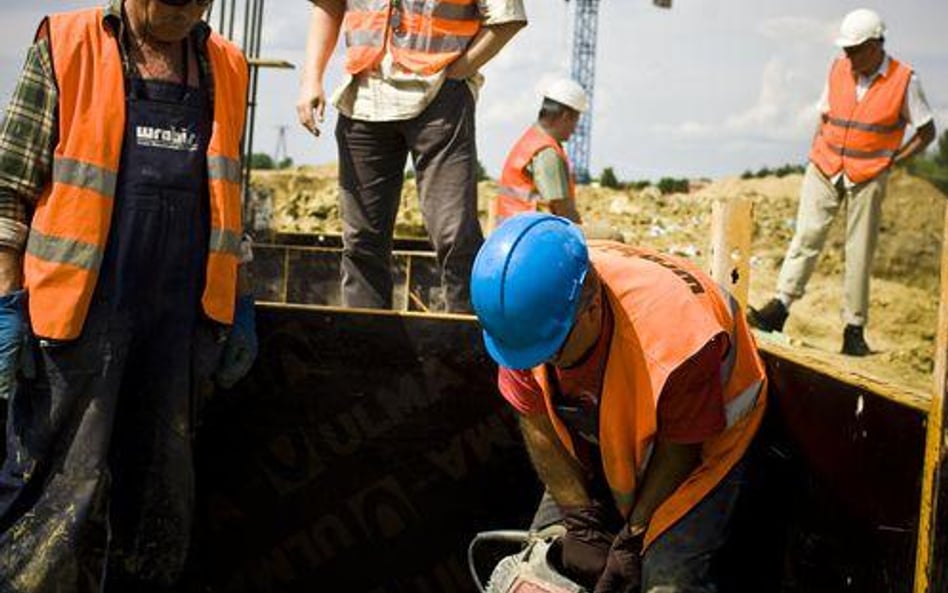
left=274, top=125, right=289, bottom=167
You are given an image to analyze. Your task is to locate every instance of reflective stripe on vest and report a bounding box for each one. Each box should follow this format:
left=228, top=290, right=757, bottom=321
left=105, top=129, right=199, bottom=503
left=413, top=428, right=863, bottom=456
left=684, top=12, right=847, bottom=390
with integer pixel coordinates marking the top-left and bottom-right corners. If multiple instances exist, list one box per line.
left=493, top=125, right=575, bottom=231
left=26, top=8, right=248, bottom=339
left=716, top=284, right=763, bottom=428
left=343, top=0, right=481, bottom=76
left=533, top=242, right=767, bottom=549
left=809, top=57, right=911, bottom=184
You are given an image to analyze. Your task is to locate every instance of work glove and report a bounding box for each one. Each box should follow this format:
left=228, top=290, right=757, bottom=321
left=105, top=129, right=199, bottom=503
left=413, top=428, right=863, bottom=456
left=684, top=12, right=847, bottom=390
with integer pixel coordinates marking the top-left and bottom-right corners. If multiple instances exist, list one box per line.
left=557, top=502, right=615, bottom=590
left=593, top=524, right=644, bottom=593
left=215, top=293, right=258, bottom=389
left=0, top=290, right=26, bottom=400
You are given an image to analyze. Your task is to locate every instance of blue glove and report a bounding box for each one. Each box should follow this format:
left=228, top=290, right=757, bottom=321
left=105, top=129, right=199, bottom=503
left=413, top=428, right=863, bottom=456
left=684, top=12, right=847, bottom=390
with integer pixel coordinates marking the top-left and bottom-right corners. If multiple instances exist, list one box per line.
left=0, top=290, right=26, bottom=400
left=215, top=293, right=258, bottom=389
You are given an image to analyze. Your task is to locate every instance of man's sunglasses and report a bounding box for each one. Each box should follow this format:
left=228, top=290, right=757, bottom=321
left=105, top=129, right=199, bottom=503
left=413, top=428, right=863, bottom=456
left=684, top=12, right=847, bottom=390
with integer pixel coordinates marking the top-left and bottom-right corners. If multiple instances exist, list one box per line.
left=157, top=0, right=213, bottom=7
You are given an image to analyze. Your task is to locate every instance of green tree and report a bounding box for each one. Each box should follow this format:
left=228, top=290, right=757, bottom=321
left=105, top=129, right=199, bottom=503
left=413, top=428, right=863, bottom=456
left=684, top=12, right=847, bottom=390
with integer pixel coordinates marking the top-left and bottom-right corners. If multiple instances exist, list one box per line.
left=600, top=166, right=621, bottom=189
left=657, top=177, right=689, bottom=195
left=278, top=157, right=294, bottom=170
left=476, top=160, right=491, bottom=182
left=935, top=129, right=948, bottom=168
left=250, top=152, right=275, bottom=170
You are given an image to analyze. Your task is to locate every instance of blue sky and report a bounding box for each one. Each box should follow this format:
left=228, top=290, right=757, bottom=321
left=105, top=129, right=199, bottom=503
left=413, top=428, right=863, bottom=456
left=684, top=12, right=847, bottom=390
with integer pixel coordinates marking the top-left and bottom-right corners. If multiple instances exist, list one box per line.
left=2, top=1, right=946, bottom=180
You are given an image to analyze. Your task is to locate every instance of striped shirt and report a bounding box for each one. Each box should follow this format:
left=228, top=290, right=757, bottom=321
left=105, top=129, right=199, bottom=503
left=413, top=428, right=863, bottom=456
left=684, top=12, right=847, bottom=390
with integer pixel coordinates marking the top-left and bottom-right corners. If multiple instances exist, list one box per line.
left=0, top=0, right=214, bottom=251
left=327, top=0, right=527, bottom=122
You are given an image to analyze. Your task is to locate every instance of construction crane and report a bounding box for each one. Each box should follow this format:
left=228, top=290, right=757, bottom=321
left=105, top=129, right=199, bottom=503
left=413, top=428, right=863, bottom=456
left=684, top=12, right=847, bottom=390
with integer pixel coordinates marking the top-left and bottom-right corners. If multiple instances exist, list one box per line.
left=565, top=0, right=671, bottom=183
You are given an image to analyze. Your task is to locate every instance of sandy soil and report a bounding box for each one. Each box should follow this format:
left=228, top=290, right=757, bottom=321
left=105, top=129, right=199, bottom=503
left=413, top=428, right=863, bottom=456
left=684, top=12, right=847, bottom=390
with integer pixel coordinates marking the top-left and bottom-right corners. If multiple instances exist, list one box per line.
left=249, top=166, right=946, bottom=395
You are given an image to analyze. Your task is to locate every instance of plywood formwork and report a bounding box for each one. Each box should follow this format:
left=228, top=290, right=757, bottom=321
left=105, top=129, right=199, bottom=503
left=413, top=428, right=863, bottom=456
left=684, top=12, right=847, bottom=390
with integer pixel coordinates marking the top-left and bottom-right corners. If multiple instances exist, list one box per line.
left=187, top=302, right=928, bottom=592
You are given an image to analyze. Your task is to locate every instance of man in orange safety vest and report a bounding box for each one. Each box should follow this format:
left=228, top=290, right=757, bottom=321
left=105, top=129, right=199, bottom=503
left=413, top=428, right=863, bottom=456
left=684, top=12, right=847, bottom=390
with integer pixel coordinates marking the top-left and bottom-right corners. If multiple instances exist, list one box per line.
left=748, top=8, right=936, bottom=356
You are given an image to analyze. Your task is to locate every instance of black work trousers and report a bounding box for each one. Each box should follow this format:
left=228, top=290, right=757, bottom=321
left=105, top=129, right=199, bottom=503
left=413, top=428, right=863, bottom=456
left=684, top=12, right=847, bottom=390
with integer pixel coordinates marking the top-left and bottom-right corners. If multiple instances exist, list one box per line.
left=336, top=78, right=483, bottom=313
left=0, top=304, right=221, bottom=593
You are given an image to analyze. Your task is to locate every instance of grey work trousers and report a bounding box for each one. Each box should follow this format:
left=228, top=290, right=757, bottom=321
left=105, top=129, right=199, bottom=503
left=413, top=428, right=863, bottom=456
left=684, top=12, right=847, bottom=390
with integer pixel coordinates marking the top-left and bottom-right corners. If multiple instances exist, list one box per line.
left=776, top=162, right=887, bottom=326
left=335, top=79, right=483, bottom=313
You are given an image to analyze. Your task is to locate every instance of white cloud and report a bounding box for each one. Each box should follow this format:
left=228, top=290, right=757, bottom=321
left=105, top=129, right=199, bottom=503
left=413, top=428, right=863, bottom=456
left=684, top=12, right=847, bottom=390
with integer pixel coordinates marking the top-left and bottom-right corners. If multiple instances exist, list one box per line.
left=1, top=0, right=946, bottom=180
left=756, top=16, right=836, bottom=48
left=659, top=57, right=820, bottom=145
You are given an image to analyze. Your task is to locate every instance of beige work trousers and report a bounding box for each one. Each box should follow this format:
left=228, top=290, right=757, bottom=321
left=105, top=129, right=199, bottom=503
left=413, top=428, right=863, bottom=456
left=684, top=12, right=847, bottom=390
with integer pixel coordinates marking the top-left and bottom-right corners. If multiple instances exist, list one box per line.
left=776, top=162, right=887, bottom=327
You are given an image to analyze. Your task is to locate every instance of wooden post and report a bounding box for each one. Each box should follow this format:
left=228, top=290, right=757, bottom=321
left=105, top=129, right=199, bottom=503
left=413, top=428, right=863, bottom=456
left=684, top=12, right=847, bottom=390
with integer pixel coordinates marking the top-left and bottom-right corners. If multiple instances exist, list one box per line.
left=914, top=203, right=948, bottom=593
left=709, top=195, right=753, bottom=309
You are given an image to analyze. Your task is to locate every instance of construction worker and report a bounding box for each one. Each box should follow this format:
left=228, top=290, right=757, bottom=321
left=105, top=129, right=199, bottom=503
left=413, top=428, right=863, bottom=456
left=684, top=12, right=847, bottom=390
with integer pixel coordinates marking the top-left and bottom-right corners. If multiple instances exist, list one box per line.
left=0, top=0, right=257, bottom=590
left=748, top=8, right=936, bottom=356
left=491, top=78, right=587, bottom=231
left=297, top=0, right=526, bottom=313
left=471, top=213, right=767, bottom=592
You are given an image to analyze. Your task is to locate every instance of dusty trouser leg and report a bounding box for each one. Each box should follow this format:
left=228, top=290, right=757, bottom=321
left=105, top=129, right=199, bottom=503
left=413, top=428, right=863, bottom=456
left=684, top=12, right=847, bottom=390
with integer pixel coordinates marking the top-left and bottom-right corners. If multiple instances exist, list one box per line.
left=408, top=79, right=483, bottom=313
left=0, top=311, right=132, bottom=593
left=641, top=458, right=747, bottom=593
left=103, top=316, right=202, bottom=591
left=776, top=163, right=844, bottom=303
left=842, top=173, right=886, bottom=327
left=337, top=115, right=409, bottom=309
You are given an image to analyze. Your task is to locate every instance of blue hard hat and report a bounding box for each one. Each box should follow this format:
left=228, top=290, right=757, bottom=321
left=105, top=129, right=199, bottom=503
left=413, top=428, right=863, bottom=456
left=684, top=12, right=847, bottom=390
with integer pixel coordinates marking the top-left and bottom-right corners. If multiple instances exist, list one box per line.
left=471, top=213, right=589, bottom=370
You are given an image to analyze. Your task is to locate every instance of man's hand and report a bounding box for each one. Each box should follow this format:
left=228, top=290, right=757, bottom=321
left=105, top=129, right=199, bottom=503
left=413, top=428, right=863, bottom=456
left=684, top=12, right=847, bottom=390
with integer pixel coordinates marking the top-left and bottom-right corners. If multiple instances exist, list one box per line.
left=297, top=79, right=326, bottom=137
left=443, top=20, right=525, bottom=81
left=558, top=502, right=614, bottom=590
left=215, top=294, right=258, bottom=389
left=594, top=523, right=644, bottom=593
left=297, top=0, right=344, bottom=137
left=0, top=289, right=26, bottom=400
left=444, top=59, right=477, bottom=81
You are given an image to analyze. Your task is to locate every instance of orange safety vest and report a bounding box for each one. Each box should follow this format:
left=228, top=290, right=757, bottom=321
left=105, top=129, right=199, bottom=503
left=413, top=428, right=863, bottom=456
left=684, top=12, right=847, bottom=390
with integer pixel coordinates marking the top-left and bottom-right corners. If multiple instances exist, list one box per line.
left=343, top=0, right=482, bottom=76
left=809, top=56, right=912, bottom=184
left=493, top=125, right=576, bottom=230
left=531, top=242, right=767, bottom=549
left=24, top=8, right=248, bottom=340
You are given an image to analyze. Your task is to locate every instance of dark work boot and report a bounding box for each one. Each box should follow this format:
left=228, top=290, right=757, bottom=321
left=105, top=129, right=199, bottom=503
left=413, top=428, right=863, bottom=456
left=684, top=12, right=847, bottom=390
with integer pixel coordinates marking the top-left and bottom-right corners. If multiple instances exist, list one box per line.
left=841, top=324, right=872, bottom=356
left=747, top=298, right=788, bottom=333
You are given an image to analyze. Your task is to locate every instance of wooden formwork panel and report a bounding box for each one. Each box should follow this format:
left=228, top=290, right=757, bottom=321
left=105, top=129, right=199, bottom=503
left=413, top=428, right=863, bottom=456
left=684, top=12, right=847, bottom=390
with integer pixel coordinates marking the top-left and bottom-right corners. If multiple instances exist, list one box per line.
left=0, top=305, right=931, bottom=592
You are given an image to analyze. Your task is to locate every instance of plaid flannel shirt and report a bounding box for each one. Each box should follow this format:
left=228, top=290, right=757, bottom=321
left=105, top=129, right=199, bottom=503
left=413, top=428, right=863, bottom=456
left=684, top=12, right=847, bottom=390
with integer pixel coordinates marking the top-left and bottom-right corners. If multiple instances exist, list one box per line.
left=0, top=0, right=214, bottom=251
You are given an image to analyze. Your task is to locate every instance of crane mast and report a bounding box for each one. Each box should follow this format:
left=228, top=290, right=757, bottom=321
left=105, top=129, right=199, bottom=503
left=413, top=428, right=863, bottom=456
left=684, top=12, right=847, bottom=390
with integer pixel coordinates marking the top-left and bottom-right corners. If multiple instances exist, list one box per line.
left=567, top=0, right=600, bottom=184
left=565, top=0, right=671, bottom=184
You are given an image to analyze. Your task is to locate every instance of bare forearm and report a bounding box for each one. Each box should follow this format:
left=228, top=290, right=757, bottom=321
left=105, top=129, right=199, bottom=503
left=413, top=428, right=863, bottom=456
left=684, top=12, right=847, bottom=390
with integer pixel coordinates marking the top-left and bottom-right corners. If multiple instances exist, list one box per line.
left=549, top=198, right=582, bottom=224
left=519, top=413, right=590, bottom=507
left=302, top=1, right=344, bottom=85
left=894, top=121, right=936, bottom=165
left=446, top=20, right=525, bottom=79
left=811, top=115, right=825, bottom=146
left=627, top=440, right=701, bottom=529
left=0, top=246, right=23, bottom=296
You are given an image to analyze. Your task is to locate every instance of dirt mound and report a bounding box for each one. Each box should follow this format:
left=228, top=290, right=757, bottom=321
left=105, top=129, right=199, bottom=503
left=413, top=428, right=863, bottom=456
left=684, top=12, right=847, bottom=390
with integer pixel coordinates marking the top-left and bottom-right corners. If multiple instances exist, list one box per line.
left=249, top=167, right=946, bottom=393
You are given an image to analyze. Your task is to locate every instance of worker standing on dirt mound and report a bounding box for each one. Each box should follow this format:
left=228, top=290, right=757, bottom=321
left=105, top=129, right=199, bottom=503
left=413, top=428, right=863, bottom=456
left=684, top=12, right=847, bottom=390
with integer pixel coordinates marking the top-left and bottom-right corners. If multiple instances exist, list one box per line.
left=491, top=78, right=586, bottom=231
left=748, top=8, right=936, bottom=356
left=297, top=0, right=526, bottom=313
left=471, top=213, right=767, bottom=593
left=0, top=0, right=258, bottom=590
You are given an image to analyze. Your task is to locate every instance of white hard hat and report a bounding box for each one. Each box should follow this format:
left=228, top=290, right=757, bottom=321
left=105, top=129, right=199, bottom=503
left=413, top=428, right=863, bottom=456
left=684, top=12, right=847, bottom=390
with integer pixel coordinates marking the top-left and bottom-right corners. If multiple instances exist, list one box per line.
left=835, top=8, right=885, bottom=48
left=542, top=78, right=589, bottom=113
